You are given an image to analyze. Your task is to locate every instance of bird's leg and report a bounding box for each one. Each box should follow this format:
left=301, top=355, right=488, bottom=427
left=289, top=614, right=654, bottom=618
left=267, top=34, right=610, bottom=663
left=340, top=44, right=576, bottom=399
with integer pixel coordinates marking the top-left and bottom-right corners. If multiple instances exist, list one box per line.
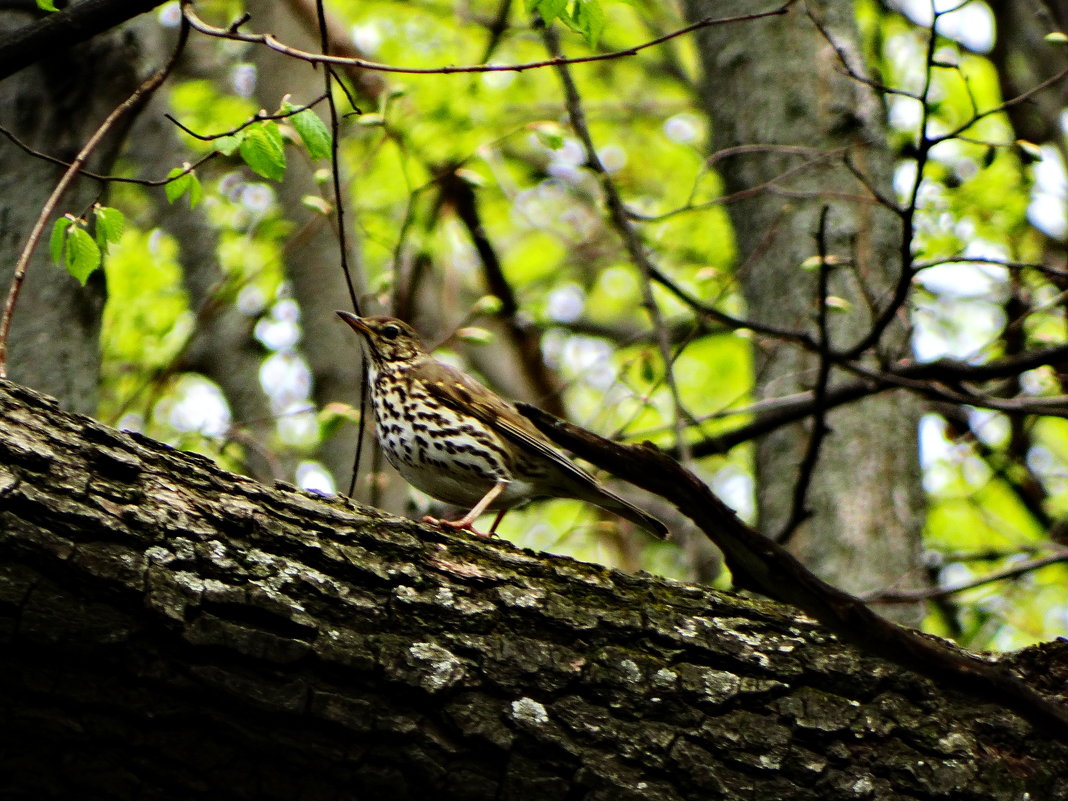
left=488, top=509, right=508, bottom=535
left=424, top=479, right=508, bottom=538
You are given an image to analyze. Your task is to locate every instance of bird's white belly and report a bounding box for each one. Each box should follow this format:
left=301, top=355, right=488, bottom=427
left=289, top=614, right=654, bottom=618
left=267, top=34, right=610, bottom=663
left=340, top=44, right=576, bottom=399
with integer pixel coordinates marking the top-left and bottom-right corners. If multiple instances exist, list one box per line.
left=372, top=378, right=535, bottom=509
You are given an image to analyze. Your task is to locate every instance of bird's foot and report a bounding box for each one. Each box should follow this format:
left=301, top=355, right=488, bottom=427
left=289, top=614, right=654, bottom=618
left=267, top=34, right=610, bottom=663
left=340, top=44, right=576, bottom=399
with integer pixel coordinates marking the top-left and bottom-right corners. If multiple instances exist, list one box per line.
left=422, top=515, right=496, bottom=538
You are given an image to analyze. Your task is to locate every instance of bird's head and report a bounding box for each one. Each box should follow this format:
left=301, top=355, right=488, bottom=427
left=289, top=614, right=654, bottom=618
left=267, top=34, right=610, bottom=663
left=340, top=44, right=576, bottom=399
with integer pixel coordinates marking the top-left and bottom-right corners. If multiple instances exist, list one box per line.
left=336, top=312, right=428, bottom=369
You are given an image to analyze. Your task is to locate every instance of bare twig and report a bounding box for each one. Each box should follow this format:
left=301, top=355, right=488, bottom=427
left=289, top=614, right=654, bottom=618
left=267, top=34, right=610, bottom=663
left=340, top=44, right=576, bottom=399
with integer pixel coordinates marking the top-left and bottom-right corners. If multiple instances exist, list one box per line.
left=776, top=207, right=834, bottom=544
left=435, top=165, right=565, bottom=416
left=683, top=343, right=1068, bottom=458
left=0, top=122, right=217, bottom=186
left=308, top=0, right=366, bottom=494
left=864, top=550, right=1068, bottom=603
left=542, top=23, right=694, bottom=460
left=181, top=0, right=790, bottom=76
left=164, top=92, right=328, bottom=140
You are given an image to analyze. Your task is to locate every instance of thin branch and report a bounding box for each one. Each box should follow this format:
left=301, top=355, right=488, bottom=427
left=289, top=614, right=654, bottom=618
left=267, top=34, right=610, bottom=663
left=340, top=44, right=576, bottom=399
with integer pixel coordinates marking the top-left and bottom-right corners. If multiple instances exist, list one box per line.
left=478, top=0, right=514, bottom=64
left=805, top=1, right=920, bottom=101
left=181, top=0, right=791, bottom=76
left=308, top=0, right=365, bottom=494
left=435, top=165, right=565, bottom=416
left=776, top=207, right=834, bottom=544
left=683, top=343, right=1068, bottom=458
left=837, top=6, right=941, bottom=360
left=164, top=92, right=329, bottom=140
left=542, top=23, right=694, bottom=461
left=0, top=0, right=169, bottom=81
left=864, top=550, right=1068, bottom=603
left=0, top=122, right=217, bottom=186
left=629, top=144, right=873, bottom=223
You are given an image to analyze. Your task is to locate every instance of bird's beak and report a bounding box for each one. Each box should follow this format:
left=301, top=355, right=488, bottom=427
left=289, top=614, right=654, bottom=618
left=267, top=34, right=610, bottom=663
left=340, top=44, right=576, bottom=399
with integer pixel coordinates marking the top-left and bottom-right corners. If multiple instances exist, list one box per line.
left=336, top=310, right=371, bottom=337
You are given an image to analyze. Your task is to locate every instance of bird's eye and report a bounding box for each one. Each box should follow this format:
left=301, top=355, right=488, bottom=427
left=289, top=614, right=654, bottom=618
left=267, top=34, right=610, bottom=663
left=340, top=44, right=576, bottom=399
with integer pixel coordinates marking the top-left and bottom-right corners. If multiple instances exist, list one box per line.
left=381, top=324, right=401, bottom=340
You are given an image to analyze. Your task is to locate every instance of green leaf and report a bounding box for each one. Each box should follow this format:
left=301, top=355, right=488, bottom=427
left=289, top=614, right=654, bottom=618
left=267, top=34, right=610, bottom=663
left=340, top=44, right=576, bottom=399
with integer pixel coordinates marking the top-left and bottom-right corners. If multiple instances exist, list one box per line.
left=35, top=0, right=57, bottom=11
left=530, top=0, right=568, bottom=24
left=301, top=195, right=333, bottom=215
left=49, top=216, right=72, bottom=266
left=530, top=121, right=565, bottom=150
left=186, top=172, right=203, bottom=208
left=165, top=168, right=191, bottom=204
left=239, top=122, right=286, bottom=181
left=456, top=326, right=494, bottom=345
left=568, top=0, right=606, bottom=46
left=164, top=168, right=203, bottom=208
left=471, top=294, right=504, bottom=315
left=213, top=134, right=243, bottom=156
left=284, top=102, right=333, bottom=161
left=93, top=205, right=126, bottom=253
left=64, top=225, right=102, bottom=286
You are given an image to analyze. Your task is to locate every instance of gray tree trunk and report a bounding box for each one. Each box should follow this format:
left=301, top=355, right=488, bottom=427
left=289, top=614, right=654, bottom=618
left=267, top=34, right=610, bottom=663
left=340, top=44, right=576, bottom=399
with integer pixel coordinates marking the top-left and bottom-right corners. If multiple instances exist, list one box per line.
left=684, top=1, right=926, bottom=620
left=0, top=377, right=1064, bottom=800
left=0, top=10, right=144, bottom=416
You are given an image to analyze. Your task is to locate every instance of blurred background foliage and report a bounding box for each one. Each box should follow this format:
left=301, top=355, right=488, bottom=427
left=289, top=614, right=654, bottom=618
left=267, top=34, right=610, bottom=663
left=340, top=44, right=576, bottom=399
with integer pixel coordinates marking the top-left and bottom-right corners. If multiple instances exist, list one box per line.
left=84, top=0, right=1068, bottom=650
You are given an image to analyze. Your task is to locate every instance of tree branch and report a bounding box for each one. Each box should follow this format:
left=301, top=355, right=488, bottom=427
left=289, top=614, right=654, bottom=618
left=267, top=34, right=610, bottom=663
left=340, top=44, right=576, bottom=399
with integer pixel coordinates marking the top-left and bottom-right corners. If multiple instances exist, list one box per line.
left=0, top=0, right=168, bottom=80
left=2, top=376, right=1068, bottom=796
left=517, top=401, right=1068, bottom=735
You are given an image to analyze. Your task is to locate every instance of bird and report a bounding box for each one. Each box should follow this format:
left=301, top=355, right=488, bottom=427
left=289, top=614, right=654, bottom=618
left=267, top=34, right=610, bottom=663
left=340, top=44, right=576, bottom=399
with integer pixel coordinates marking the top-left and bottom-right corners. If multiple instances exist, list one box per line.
left=336, top=311, right=667, bottom=539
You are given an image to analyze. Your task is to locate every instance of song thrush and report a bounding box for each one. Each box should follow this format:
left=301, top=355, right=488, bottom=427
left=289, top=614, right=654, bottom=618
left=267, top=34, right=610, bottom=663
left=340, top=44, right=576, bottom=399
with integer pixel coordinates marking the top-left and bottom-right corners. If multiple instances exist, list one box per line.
left=337, top=311, right=667, bottom=539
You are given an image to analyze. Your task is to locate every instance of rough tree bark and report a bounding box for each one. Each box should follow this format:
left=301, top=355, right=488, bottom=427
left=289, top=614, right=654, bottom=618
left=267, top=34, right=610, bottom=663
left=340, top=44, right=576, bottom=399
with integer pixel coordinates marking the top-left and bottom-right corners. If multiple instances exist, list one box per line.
left=1, top=378, right=1066, bottom=800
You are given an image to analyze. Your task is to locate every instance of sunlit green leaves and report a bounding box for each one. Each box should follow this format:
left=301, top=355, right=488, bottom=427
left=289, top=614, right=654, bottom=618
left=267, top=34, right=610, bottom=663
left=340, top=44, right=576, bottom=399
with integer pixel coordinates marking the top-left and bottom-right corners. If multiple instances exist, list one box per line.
left=527, top=0, right=568, bottom=25
left=93, top=205, right=125, bottom=253
left=165, top=166, right=204, bottom=208
left=239, top=122, right=287, bottom=181
left=50, top=215, right=100, bottom=285
left=213, top=135, right=242, bottom=156
left=527, top=0, right=607, bottom=46
left=282, top=100, right=333, bottom=161
left=564, top=0, right=607, bottom=47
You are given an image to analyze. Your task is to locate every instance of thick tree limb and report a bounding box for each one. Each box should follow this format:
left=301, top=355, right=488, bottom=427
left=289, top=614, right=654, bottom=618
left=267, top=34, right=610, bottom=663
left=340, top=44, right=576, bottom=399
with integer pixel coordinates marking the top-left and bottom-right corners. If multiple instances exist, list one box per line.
left=518, top=403, right=1068, bottom=736
left=1, top=378, right=1067, bottom=799
left=0, top=0, right=167, bottom=81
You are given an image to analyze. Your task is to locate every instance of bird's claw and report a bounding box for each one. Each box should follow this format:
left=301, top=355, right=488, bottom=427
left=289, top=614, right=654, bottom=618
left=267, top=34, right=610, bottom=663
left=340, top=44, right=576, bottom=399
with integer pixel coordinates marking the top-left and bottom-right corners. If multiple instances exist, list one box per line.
left=422, top=515, right=496, bottom=538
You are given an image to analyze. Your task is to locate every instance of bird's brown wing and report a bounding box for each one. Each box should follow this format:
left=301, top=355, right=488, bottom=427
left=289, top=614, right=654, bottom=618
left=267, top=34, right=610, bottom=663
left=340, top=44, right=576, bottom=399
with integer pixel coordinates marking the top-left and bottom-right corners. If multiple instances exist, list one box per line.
left=411, top=359, right=601, bottom=489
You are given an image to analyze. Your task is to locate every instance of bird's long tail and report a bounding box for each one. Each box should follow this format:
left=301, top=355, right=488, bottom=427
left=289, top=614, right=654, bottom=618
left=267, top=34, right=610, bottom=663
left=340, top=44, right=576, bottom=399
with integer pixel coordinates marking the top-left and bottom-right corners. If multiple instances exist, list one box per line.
left=584, top=486, right=668, bottom=540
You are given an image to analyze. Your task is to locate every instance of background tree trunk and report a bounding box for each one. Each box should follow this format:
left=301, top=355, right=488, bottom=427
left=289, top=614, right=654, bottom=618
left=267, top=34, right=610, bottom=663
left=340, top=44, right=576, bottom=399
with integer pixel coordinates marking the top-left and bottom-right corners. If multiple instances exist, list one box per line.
left=684, top=1, right=927, bottom=620
left=249, top=0, right=370, bottom=492
left=0, top=9, right=144, bottom=415
left=1, top=377, right=1064, bottom=800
